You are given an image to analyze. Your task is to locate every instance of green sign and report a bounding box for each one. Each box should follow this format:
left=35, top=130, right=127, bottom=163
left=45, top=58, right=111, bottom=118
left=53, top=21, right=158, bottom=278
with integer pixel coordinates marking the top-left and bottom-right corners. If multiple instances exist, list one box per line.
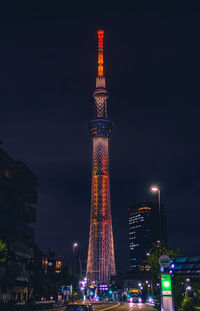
left=161, top=274, right=172, bottom=296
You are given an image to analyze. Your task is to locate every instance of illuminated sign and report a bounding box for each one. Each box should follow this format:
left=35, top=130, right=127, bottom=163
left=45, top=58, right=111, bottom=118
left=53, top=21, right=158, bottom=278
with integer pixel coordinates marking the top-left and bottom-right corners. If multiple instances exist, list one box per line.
left=99, top=284, right=108, bottom=291
left=161, top=274, right=172, bottom=296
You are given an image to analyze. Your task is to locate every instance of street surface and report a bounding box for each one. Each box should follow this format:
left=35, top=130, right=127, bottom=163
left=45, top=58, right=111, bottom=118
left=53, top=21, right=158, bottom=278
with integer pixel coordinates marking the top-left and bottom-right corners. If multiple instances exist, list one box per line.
left=93, top=303, right=156, bottom=311
left=42, top=302, right=156, bottom=311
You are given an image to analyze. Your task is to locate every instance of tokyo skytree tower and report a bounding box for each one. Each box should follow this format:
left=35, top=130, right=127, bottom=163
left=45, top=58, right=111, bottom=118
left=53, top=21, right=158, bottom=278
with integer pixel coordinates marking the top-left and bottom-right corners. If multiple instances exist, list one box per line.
left=86, top=30, right=116, bottom=284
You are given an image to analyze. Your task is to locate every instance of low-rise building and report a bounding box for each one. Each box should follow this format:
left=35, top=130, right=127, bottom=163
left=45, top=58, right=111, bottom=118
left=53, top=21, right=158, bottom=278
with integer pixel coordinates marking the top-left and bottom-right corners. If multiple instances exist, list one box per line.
left=42, top=250, right=64, bottom=275
left=0, top=145, right=38, bottom=302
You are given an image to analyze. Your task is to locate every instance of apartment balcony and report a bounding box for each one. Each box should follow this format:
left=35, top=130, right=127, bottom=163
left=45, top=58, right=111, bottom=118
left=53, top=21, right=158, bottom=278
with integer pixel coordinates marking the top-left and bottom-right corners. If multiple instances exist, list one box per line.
left=16, top=220, right=35, bottom=239
left=16, top=269, right=30, bottom=282
left=11, top=241, right=34, bottom=259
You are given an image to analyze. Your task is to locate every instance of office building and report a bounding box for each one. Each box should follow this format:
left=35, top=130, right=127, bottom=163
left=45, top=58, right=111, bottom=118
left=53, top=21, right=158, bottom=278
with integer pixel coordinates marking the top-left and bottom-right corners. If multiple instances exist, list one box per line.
left=168, top=256, right=200, bottom=279
left=129, top=201, right=167, bottom=272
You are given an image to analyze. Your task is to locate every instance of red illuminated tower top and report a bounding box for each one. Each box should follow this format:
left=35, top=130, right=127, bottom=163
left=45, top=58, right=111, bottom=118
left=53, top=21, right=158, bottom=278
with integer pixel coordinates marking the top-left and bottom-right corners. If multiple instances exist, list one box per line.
left=97, top=30, right=104, bottom=77
left=93, top=30, right=108, bottom=119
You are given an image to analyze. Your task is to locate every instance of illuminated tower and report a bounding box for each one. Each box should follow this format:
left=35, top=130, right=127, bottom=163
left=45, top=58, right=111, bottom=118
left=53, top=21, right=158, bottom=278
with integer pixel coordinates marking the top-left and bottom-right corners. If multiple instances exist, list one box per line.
left=86, top=30, right=116, bottom=284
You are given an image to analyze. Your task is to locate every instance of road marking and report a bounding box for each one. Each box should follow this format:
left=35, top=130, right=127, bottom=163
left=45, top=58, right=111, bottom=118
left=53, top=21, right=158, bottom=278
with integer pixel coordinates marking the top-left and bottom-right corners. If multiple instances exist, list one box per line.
left=98, top=302, right=120, bottom=311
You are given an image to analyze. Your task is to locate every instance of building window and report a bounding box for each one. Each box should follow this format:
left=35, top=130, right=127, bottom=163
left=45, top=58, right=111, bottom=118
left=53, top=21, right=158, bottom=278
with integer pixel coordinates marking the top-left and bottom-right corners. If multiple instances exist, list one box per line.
left=4, top=169, right=11, bottom=178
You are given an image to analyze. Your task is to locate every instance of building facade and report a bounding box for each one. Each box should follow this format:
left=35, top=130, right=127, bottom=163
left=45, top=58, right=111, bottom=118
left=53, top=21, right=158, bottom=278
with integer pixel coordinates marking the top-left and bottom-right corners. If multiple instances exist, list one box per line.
left=72, top=243, right=81, bottom=278
left=0, top=145, right=38, bottom=302
left=42, top=250, right=64, bottom=275
left=168, top=256, right=200, bottom=280
left=86, top=30, right=116, bottom=284
left=129, top=201, right=167, bottom=272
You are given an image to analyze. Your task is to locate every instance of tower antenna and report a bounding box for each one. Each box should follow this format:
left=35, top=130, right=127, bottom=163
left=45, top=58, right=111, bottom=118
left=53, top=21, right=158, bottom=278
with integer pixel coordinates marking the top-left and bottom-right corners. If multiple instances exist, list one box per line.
left=97, top=30, right=104, bottom=77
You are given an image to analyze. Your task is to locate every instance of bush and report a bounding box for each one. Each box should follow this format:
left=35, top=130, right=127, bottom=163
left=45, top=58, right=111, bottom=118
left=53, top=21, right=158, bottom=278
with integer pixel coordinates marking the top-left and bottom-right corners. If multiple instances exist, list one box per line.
left=182, top=296, right=195, bottom=311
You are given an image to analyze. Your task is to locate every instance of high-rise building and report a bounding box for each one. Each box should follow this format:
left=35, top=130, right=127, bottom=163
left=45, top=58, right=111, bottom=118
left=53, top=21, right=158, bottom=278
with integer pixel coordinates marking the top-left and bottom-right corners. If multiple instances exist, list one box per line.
left=129, top=201, right=167, bottom=272
left=86, top=30, right=116, bottom=284
left=72, top=242, right=81, bottom=278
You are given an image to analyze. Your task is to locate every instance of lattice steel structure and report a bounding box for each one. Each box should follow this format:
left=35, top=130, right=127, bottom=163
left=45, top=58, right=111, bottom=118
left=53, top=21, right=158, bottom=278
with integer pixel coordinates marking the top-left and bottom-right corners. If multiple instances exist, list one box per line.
left=86, top=30, right=116, bottom=284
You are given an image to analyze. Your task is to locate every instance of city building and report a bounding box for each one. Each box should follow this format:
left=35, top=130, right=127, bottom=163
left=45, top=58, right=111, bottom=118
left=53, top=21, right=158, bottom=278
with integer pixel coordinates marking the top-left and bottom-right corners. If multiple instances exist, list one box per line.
left=86, top=30, right=116, bottom=284
left=168, top=256, right=200, bottom=280
left=72, top=242, right=81, bottom=278
left=0, top=144, right=38, bottom=302
left=129, top=201, right=167, bottom=272
left=42, top=250, right=64, bottom=275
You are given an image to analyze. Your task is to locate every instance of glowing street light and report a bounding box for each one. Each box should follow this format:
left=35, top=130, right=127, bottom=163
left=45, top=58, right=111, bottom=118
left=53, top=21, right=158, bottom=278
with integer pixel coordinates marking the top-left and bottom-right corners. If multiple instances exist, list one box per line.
left=151, top=187, right=159, bottom=192
left=73, top=242, right=78, bottom=247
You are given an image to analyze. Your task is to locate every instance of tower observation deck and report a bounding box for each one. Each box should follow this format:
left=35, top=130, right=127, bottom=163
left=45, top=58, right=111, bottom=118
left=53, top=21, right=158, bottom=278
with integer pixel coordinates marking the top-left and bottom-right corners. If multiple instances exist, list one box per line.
left=86, top=30, right=116, bottom=284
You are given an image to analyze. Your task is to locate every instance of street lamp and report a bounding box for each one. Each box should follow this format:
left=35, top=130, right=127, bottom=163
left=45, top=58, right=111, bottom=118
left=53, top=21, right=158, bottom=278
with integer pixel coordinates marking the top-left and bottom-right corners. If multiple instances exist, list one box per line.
left=72, top=242, right=79, bottom=276
left=151, top=186, right=162, bottom=243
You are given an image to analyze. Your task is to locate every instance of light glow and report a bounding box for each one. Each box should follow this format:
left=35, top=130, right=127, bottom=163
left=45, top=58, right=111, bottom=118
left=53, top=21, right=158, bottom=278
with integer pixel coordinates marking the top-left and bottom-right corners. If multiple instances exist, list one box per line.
left=151, top=186, right=159, bottom=192
left=164, top=281, right=170, bottom=287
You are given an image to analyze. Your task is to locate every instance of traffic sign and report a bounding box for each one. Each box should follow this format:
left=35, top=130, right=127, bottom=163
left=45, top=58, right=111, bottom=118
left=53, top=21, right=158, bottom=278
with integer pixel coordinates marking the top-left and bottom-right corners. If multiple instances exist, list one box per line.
left=159, top=255, right=171, bottom=268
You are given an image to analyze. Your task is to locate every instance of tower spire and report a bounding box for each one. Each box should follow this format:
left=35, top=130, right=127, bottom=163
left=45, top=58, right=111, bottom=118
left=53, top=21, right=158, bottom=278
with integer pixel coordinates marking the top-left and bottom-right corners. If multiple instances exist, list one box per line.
left=94, top=30, right=108, bottom=118
left=97, top=30, right=104, bottom=77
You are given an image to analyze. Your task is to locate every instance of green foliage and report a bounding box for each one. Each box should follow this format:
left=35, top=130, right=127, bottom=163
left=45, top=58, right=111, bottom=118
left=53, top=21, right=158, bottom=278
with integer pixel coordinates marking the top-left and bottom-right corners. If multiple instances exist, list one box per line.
left=183, top=280, right=200, bottom=310
left=141, top=284, right=148, bottom=302
left=147, top=242, right=181, bottom=309
left=147, top=242, right=180, bottom=281
left=182, top=296, right=195, bottom=311
left=173, top=276, right=185, bottom=311
left=191, top=282, right=200, bottom=307
left=0, top=239, right=8, bottom=263
left=0, top=239, right=22, bottom=290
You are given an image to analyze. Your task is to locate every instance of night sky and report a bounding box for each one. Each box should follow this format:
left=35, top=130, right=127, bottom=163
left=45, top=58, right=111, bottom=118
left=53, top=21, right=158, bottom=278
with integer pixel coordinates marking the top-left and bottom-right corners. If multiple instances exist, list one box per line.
left=1, top=1, right=200, bottom=271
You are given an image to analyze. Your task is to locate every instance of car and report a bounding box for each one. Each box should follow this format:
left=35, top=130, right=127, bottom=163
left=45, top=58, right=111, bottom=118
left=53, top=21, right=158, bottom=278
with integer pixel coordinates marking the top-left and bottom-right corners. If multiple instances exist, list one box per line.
left=129, top=296, right=142, bottom=303
left=65, top=303, right=94, bottom=311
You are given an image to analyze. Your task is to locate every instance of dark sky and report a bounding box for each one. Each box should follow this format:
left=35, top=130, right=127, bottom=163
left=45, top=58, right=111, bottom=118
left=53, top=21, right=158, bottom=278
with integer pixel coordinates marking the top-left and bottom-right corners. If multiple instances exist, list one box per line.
left=1, top=1, right=200, bottom=271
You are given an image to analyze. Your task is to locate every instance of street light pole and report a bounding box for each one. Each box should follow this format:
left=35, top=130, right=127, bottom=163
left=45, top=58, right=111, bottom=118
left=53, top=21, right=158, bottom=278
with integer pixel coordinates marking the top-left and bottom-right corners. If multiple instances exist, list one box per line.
left=73, top=242, right=78, bottom=275
left=157, top=188, right=162, bottom=243
left=72, top=242, right=78, bottom=302
left=151, top=187, right=162, bottom=244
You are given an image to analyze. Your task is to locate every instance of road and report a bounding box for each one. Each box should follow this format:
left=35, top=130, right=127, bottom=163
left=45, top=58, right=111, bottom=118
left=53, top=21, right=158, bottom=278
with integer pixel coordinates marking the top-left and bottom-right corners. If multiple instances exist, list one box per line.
left=93, top=303, right=156, bottom=311
left=43, top=302, right=156, bottom=311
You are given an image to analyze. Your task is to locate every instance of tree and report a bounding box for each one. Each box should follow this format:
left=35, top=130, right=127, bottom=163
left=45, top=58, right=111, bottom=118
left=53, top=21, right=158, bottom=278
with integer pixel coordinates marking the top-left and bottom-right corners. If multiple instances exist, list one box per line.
left=0, top=239, right=22, bottom=291
left=173, top=276, right=185, bottom=311
left=146, top=242, right=181, bottom=308
left=0, top=239, right=8, bottom=263
left=147, top=241, right=180, bottom=282
left=182, top=296, right=195, bottom=311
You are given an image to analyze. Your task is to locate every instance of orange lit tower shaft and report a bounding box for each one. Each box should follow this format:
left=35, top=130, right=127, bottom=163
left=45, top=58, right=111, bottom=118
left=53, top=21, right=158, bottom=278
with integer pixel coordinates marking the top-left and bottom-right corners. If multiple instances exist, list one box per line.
left=87, top=30, right=116, bottom=283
